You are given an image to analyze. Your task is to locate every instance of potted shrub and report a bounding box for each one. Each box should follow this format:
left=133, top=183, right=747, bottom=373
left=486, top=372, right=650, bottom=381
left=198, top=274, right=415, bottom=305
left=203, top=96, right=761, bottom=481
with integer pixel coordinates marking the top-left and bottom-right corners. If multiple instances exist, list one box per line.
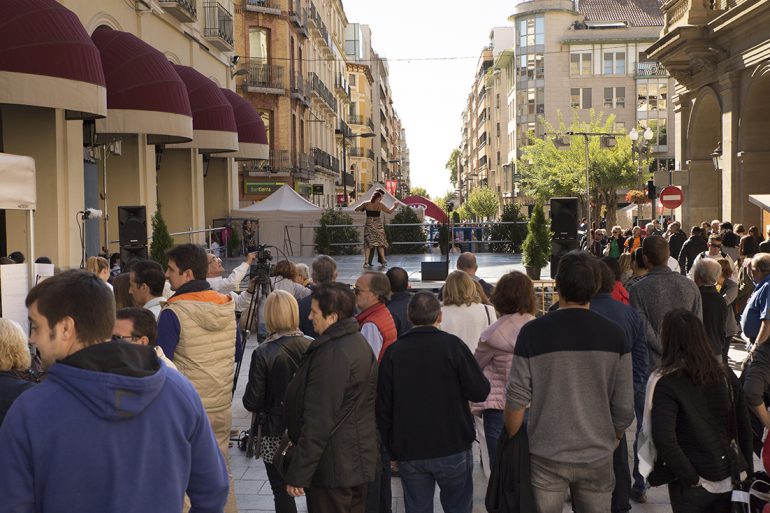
left=521, top=203, right=551, bottom=280
left=150, top=206, right=174, bottom=269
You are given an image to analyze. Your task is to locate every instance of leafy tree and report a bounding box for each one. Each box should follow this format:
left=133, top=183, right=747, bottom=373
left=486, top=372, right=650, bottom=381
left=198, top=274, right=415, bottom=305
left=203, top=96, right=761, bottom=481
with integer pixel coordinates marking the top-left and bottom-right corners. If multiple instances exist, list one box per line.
left=466, top=188, right=500, bottom=220
left=433, top=190, right=456, bottom=213
left=489, top=203, right=527, bottom=253
left=521, top=203, right=551, bottom=272
left=446, top=148, right=460, bottom=187
left=385, top=206, right=426, bottom=254
left=410, top=186, right=428, bottom=198
left=314, top=209, right=360, bottom=255
left=519, top=110, right=637, bottom=227
left=456, top=203, right=474, bottom=221
left=150, top=206, right=174, bottom=269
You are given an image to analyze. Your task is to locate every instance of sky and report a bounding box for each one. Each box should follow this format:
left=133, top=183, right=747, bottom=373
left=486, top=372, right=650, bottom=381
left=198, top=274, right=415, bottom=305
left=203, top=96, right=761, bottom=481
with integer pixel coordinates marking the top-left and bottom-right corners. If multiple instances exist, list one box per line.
left=342, top=0, right=516, bottom=199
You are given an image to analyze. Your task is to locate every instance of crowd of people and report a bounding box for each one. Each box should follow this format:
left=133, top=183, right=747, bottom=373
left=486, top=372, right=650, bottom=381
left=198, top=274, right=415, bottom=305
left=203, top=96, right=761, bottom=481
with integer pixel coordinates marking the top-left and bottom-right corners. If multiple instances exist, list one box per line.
left=1, top=217, right=770, bottom=513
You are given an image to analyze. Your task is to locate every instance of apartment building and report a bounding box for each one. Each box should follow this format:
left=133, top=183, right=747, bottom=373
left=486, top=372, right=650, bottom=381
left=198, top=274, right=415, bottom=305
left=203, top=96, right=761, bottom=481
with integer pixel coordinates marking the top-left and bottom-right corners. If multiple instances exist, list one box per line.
left=647, top=0, right=770, bottom=228
left=459, top=0, right=676, bottom=213
left=0, top=0, right=268, bottom=266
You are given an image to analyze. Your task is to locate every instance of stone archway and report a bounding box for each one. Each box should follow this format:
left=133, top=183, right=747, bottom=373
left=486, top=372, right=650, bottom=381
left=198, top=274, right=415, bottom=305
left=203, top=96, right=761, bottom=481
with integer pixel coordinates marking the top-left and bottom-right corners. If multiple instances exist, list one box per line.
left=685, top=87, right=722, bottom=226
left=738, top=63, right=770, bottom=226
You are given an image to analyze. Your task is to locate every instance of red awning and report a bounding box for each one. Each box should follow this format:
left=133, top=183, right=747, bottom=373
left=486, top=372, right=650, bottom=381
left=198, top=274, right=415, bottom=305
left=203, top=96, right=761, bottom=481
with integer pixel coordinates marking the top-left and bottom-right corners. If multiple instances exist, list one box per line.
left=91, top=27, right=193, bottom=145
left=0, top=0, right=106, bottom=119
left=170, top=65, right=238, bottom=154
left=220, top=89, right=268, bottom=160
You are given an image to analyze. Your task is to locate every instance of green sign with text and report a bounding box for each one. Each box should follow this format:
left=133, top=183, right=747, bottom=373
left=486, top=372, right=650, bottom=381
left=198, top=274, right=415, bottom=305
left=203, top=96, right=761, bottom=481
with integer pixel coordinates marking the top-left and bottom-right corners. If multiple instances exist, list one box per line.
left=244, top=181, right=284, bottom=195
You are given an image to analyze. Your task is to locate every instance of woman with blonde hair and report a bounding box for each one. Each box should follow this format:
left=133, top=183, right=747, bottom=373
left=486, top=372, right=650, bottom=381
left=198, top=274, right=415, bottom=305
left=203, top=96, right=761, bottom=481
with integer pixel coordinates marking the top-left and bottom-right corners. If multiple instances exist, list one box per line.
left=86, top=256, right=113, bottom=291
left=618, top=253, right=633, bottom=284
left=440, top=270, right=497, bottom=354
left=243, top=290, right=309, bottom=513
left=0, top=319, right=35, bottom=425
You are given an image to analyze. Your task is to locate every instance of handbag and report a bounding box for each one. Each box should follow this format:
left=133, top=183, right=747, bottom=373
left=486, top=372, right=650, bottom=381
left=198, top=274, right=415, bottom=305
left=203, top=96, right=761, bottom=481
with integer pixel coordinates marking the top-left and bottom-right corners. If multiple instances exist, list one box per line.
left=273, top=355, right=376, bottom=481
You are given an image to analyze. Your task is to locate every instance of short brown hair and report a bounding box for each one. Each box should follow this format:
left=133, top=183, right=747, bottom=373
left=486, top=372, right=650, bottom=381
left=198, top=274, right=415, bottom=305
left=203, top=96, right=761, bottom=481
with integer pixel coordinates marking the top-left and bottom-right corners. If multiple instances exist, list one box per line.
left=490, top=271, right=536, bottom=315
left=0, top=319, right=31, bottom=371
left=264, top=290, right=299, bottom=333
left=273, top=260, right=296, bottom=280
left=717, top=258, right=733, bottom=280
left=442, top=270, right=480, bottom=307
left=26, top=270, right=115, bottom=346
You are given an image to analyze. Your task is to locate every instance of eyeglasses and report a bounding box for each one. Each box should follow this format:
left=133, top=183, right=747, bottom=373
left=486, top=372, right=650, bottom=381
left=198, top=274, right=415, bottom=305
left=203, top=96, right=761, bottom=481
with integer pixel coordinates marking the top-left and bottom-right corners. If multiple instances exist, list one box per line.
left=710, top=243, right=722, bottom=248
left=353, top=286, right=370, bottom=295
left=111, top=334, right=141, bottom=342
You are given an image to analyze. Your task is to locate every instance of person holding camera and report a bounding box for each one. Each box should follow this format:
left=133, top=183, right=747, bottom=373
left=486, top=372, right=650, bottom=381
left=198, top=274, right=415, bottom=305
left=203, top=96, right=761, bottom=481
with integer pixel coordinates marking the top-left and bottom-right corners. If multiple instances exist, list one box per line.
left=243, top=290, right=309, bottom=513
left=207, top=251, right=256, bottom=294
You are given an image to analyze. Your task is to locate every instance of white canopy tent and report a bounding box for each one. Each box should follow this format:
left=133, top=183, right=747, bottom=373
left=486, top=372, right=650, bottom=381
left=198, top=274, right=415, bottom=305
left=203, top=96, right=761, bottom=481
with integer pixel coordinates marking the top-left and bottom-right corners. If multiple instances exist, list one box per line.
left=233, top=185, right=323, bottom=257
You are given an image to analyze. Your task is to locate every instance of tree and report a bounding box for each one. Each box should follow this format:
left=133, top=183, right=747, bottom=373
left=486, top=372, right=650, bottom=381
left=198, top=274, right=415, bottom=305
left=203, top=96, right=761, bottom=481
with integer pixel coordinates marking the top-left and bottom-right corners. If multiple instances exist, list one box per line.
left=410, top=186, right=428, bottom=198
left=456, top=203, right=474, bottom=221
left=385, top=206, right=426, bottom=254
left=466, top=188, right=500, bottom=220
left=521, top=203, right=551, bottom=277
left=489, top=203, right=527, bottom=253
left=446, top=148, right=460, bottom=188
left=433, top=190, right=456, bottom=213
left=150, top=206, right=174, bottom=269
left=519, top=110, right=637, bottom=227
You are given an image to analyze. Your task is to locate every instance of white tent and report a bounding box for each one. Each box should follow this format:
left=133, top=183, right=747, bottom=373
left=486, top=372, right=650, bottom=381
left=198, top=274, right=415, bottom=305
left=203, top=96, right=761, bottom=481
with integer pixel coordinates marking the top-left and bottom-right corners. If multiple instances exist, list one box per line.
left=233, top=185, right=323, bottom=257
left=0, top=152, right=37, bottom=325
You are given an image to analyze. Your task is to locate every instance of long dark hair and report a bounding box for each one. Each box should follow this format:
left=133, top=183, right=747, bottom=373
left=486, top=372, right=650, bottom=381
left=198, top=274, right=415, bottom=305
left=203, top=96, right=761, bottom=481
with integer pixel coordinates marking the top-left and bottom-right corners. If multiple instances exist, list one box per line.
left=660, top=309, right=725, bottom=385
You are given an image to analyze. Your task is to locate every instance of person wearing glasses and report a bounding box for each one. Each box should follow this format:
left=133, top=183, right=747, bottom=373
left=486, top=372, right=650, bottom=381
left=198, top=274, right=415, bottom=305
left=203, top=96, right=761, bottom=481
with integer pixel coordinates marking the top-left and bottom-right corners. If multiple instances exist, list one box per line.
left=688, top=235, right=734, bottom=280
left=207, top=251, right=256, bottom=295
left=353, top=272, right=397, bottom=361
left=113, top=307, right=176, bottom=370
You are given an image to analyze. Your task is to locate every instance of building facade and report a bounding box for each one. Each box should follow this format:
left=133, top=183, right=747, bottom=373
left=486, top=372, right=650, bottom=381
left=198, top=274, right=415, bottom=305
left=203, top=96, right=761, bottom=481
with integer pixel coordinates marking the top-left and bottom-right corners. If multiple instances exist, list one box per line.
left=647, top=0, right=770, bottom=228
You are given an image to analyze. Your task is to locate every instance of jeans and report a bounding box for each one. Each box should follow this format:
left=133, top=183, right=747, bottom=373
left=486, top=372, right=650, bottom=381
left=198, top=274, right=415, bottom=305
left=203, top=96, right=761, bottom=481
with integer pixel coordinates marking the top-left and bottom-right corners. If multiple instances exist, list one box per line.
left=611, top=436, right=631, bottom=513
left=530, top=454, right=614, bottom=513
left=399, top=449, right=474, bottom=513
left=264, top=461, right=297, bottom=513
left=667, top=481, right=731, bottom=513
left=632, top=386, right=646, bottom=492
left=483, top=409, right=504, bottom=469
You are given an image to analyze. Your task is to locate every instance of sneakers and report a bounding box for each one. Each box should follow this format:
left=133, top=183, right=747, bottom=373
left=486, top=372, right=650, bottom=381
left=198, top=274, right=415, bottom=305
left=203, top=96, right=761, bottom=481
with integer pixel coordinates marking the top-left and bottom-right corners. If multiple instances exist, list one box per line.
left=630, top=487, right=647, bottom=503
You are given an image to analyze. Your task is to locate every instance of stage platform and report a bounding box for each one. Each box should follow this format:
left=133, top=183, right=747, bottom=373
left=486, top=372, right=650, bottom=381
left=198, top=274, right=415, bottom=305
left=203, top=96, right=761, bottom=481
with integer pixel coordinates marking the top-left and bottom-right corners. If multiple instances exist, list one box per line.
left=223, top=252, right=551, bottom=288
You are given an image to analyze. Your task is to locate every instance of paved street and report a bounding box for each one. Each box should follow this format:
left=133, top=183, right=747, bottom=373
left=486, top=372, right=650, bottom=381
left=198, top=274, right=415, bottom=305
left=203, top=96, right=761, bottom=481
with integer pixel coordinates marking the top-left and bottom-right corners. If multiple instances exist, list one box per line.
left=223, top=253, right=753, bottom=513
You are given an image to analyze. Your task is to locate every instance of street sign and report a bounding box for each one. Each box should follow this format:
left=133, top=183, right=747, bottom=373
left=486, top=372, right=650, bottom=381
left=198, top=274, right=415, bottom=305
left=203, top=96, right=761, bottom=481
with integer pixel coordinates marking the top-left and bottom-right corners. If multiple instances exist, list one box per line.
left=659, top=186, right=684, bottom=209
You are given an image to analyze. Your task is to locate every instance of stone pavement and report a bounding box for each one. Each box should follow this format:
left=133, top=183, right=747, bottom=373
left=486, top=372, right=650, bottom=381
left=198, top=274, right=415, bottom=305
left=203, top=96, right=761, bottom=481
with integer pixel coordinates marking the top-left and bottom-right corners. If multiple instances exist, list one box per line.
left=222, top=253, right=752, bottom=513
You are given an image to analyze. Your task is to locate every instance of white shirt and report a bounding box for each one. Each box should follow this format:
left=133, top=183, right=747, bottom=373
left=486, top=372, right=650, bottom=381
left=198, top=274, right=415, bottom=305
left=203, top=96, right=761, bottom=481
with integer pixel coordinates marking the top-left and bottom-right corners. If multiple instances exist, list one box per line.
left=361, top=322, right=384, bottom=357
left=143, top=297, right=164, bottom=320
left=439, top=303, right=497, bottom=353
left=207, top=262, right=249, bottom=295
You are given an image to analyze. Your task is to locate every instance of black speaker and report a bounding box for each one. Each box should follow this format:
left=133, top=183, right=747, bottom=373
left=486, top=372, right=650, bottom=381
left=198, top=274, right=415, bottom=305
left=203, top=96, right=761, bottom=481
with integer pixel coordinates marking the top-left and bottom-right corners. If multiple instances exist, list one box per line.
left=550, top=239, right=579, bottom=279
left=120, top=245, right=148, bottom=272
left=550, top=197, right=578, bottom=239
left=118, top=205, right=147, bottom=247
left=421, top=261, right=449, bottom=281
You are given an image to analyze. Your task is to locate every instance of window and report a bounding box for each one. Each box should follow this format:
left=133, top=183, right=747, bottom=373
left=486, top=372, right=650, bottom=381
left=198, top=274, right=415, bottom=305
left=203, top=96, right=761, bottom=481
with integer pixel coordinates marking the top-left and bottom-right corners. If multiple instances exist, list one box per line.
left=603, top=87, right=625, bottom=108
left=570, top=52, right=592, bottom=76
left=349, top=74, right=356, bottom=86
left=571, top=88, right=592, bottom=109
left=518, top=15, right=544, bottom=48
left=637, top=81, right=668, bottom=112
left=603, top=51, right=625, bottom=75
left=249, top=28, right=269, bottom=61
left=639, top=119, right=667, bottom=147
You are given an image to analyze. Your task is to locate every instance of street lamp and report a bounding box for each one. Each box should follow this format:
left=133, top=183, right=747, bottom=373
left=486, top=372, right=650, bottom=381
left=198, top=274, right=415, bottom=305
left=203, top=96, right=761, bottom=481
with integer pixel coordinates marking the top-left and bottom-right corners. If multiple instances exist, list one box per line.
left=336, top=129, right=374, bottom=207
left=711, top=141, right=723, bottom=172
left=629, top=127, right=654, bottom=224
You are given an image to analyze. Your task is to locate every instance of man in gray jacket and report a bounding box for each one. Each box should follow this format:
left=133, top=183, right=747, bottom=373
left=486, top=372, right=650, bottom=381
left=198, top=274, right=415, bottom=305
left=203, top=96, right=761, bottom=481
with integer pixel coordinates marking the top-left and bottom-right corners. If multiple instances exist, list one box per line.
left=505, top=251, right=634, bottom=513
left=630, top=236, right=702, bottom=368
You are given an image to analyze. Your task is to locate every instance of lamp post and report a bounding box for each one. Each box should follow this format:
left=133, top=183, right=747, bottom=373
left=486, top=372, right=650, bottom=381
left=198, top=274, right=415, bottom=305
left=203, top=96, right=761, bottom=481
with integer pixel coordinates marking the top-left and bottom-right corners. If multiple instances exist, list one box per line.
left=336, top=129, right=374, bottom=207
left=629, top=127, right=654, bottom=224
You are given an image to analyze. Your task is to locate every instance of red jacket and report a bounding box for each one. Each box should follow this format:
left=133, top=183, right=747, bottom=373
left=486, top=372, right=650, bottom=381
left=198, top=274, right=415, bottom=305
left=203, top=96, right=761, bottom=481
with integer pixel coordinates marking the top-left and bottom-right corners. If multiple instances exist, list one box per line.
left=611, top=280, right=630, bottom=305
left=356, top=303, right=397, bottom=361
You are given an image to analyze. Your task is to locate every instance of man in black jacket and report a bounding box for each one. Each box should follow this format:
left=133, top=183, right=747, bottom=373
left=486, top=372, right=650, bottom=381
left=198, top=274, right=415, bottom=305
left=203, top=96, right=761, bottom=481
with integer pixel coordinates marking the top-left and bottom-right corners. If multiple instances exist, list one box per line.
left=298, top=255, right=337, bottom=338
left=385, top=267, right=412, bottom=336
left=666, top=222, right=687, bottom=264
left=377, top=292, right=490, bottom=513
left=678, top=226, right=709, bottom=275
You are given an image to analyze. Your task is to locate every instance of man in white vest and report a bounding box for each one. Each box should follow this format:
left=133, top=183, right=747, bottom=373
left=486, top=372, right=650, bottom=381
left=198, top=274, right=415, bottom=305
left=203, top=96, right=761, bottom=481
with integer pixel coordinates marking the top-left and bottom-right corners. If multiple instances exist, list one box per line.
left=157, top=243, right=238, bottom=513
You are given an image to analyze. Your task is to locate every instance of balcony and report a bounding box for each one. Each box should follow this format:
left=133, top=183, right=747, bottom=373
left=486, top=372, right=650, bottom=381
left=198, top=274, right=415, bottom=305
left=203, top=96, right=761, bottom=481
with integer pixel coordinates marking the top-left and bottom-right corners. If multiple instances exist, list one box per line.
left=268, top=149, right=292, bottom=174
left=335, top=73, right=351, bottom=103
left=203, top=2, right=234, bottom=51
left=635, top=62, right=668, bottom=78
left=307, top=1, right=333, bottom=57
left=337, top=119, right=351, bottom=139
left=367, top=149, right=375, bottom=160
left=288, top=0, right=309, bottom=38
left=243, top=58, right=285, bottom=94
left=243, top=0, right=280, bottom=15
left=349, top=147, right=365, bottom=157
left=290, top=72, right=311, bottom=106
left=312, top=147, right=338, bottom=174
left=349, top=115, right=373, bottom=129
left=293, top=153, right=314, bottom=181
left=159, top=0, right=197, bottom=22
left=309, top=72, right=337, bottom=113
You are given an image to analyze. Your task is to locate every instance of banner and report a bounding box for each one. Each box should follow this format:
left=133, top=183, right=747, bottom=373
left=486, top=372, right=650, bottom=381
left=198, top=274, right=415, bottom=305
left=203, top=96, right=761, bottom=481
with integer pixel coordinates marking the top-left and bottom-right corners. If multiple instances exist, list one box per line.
left=385, top=180, right=398, bottom=196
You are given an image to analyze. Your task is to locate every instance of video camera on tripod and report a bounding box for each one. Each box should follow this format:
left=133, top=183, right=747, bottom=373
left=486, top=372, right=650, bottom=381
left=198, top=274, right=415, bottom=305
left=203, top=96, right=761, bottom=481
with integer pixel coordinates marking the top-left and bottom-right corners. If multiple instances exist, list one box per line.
left=248, top=244, right=273, bottom=282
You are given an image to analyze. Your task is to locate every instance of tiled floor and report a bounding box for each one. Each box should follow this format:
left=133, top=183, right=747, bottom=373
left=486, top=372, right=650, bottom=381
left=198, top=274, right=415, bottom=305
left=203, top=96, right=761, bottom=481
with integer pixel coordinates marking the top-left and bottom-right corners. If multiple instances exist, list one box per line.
left=221, top=253, right=751, bottom=513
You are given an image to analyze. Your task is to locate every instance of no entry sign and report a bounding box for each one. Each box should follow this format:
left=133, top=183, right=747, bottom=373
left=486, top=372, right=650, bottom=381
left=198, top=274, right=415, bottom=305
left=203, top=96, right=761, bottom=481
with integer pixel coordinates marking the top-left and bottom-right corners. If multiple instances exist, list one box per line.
left=659, top=186, right=684, bottom=209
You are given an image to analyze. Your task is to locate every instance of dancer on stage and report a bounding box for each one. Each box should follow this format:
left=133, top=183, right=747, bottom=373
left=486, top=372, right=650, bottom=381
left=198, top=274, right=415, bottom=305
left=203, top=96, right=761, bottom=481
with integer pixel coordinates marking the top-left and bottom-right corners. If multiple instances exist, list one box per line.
left=355, top=189, right=396, bottom=268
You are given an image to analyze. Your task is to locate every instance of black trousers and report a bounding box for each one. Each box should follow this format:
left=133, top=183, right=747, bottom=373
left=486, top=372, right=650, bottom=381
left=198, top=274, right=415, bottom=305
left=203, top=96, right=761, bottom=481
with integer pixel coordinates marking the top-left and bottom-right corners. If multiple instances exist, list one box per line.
left=668, top=481, right=731, bottom=513
left=307, top=483, right=368, bottom=513
left=264, top=461, right=298, bottom=513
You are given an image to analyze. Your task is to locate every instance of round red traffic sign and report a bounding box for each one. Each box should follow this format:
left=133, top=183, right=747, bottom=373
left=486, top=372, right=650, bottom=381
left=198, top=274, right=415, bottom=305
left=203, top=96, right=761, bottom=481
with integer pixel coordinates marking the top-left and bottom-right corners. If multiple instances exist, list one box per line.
left=659, top=186, right=684, bottom=209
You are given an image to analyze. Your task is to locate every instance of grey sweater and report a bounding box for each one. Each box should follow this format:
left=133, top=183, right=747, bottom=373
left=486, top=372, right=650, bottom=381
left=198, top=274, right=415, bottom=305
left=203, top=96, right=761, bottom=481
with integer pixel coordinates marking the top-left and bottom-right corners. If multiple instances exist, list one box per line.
left=629, top=265, right=702, bottom=368
left=506, top=308, right=634, bottom=463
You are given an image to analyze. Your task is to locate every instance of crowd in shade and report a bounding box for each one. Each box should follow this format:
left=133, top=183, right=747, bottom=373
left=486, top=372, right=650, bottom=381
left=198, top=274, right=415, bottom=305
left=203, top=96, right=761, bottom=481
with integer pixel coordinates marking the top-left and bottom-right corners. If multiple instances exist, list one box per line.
left=1, top=216, right=770, bottom=513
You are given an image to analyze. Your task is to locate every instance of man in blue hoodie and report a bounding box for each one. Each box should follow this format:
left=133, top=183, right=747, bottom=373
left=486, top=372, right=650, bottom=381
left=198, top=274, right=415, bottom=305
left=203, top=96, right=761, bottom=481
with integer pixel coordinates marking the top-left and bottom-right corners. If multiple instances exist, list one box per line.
left=0, top=270, right=228, bottom=513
